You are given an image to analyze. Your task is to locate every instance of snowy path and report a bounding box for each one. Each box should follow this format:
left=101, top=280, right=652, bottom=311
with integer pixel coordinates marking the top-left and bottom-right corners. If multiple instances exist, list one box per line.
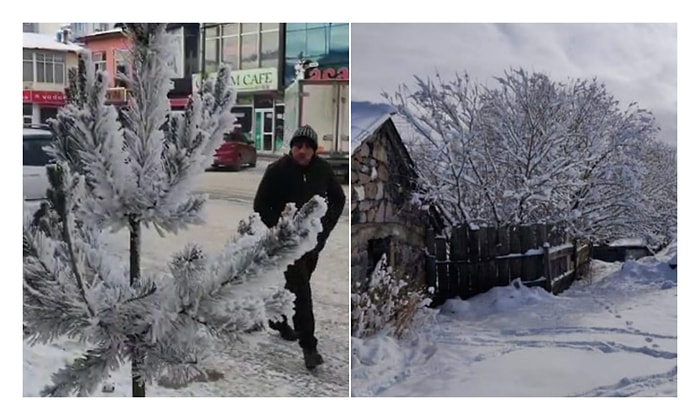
left=352, top=254, right=677, bottom=397
left=24, top=189, right=350, bottom=397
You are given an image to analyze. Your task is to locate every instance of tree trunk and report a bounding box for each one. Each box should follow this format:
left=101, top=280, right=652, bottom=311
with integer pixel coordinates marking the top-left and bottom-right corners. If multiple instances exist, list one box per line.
left=129, top=215, right=146, bottom=397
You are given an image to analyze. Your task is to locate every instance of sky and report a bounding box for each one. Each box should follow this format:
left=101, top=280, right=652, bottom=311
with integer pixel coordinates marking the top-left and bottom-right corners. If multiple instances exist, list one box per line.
left=351, top=23, right=678, bottom=146
left=352, top=241, right=678, bottom=398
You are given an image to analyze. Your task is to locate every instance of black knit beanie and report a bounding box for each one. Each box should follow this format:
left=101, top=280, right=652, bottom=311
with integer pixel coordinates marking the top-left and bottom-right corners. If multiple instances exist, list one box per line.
left=290, top=125, right=318, bottom=151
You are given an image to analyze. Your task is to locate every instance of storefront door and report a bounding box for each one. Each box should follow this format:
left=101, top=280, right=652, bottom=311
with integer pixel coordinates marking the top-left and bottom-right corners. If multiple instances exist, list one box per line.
left=255, top=108, right=274, bottom=152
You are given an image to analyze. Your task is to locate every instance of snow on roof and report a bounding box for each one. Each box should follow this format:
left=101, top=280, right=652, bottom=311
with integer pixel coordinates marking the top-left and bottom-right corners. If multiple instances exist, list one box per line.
left=79, top=27, right=124, bottom=39
left=23, top=32, right=83, bottom=52
left=351, top=101, right=396, bottom=154
left=608, top=238, right=647, bottom=247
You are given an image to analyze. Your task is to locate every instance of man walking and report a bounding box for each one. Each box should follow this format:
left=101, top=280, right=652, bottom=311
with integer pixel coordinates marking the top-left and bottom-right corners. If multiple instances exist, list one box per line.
left=253, top=125, right=346, bottom=370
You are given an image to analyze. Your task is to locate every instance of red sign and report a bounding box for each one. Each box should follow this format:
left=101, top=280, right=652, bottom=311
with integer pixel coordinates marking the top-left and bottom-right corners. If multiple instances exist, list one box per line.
left=169, top=97, right=190, bottom=108
left=308, top=67, right=349, bottom=81
left=23, top=90, right=66, bottom=106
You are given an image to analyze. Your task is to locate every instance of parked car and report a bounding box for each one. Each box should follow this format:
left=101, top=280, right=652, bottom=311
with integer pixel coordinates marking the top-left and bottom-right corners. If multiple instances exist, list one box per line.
left=211, top=131, right=257, bottom=171
left=23, top=125, right=54, bottom=201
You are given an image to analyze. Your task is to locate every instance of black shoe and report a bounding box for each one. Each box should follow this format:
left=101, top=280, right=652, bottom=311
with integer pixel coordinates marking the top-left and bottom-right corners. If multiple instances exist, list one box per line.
left=268, top=315, right=298, bottom=341
left=303, top=348, right=324, bottom=370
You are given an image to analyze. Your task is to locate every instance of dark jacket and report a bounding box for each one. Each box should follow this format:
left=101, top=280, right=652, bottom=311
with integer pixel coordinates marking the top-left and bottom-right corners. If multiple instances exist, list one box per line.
left=254, top=154, right=346, bottom=250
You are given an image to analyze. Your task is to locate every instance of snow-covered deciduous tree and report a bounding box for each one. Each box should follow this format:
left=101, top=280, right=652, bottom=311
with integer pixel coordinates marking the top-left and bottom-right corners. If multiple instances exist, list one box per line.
left=633, top=140, right=677, bottom=249
left=385, top=68, right=671, bottom=246
left=23, top=23, right=327, bottom=397
left=382, top=72, right=483, bottom=227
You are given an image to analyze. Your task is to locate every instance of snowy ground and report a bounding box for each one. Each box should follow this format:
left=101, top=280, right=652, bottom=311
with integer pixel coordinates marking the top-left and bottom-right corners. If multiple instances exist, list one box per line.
left=24, top=161, right=350, bottom=397
left=351, top=244, right=677, bottom=397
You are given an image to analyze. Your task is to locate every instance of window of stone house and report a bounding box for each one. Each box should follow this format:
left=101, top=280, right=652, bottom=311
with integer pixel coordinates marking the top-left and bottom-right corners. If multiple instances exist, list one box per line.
left=367, top=237, right=392, bottom=279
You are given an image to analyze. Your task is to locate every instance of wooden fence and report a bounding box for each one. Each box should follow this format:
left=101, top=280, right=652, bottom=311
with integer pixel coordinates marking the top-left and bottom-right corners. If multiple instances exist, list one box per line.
left=425, top=223, right=591, bottom=304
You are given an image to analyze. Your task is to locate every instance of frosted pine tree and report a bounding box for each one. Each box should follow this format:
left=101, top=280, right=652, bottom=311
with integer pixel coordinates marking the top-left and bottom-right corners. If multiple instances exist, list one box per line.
left=23, top=23, right=326, bottom=397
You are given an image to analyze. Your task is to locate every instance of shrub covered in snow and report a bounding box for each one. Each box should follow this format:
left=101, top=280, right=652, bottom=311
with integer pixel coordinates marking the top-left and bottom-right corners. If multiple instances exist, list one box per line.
left=351, top=254, right=430, bottom=338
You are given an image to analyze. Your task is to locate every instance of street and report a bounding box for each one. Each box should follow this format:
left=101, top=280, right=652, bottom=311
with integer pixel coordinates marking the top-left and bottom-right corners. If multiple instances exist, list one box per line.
left=24, top=157, right=351, bottom=397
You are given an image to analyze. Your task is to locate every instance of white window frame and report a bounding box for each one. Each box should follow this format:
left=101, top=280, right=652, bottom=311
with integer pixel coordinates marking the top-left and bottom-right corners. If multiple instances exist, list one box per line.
left=34, top=50, right=65, bottom=85
left=93, top=51, right=107, bottom=72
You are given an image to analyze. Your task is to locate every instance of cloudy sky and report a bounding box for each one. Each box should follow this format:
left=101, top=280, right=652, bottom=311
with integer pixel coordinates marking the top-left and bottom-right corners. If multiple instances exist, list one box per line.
left=351, top=23, right=677, bottom=146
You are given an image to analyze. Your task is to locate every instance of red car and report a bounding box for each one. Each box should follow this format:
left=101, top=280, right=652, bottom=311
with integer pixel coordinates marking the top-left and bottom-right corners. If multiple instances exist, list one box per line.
left=211, top=131, right=257, bottom=171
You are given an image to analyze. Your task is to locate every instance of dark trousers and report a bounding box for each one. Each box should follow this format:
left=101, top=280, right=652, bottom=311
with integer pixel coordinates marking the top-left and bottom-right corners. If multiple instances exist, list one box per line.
left=284, top=250, right=320, bottom=350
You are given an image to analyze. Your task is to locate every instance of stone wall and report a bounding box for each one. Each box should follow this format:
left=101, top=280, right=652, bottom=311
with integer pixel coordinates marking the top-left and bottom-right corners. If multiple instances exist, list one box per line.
left=350, top=128, right=428, bottom=289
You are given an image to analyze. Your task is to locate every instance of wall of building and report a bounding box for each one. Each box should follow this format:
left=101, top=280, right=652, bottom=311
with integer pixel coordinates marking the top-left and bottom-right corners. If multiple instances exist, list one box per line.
left=79, top=32, right=131, bottom=88
left=200, top=23, right=285, bottom=153
left=22, top=32, right=81, bottom=124
left=350, top=126, right=428, bottom=289
left=283, top=23, right=349, bottom=88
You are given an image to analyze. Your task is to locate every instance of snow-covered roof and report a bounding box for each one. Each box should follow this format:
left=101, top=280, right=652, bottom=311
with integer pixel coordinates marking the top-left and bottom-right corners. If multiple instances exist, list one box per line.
left=351, top=101, right=396, bottom=154
left=23, top=32, right=83, bottom=52
left=609, top=238, right=647, bottom=247
left=79, top=27, right=124, bottom=39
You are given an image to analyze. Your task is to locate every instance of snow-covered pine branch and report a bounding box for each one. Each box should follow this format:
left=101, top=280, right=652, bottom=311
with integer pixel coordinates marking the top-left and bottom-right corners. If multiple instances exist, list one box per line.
left=24, top=169, right=327, bottom=395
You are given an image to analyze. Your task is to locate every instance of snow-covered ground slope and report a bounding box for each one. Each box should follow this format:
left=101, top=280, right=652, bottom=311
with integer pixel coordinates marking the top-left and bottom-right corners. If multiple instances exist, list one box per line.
left=352, top=243, right=677, bottom=397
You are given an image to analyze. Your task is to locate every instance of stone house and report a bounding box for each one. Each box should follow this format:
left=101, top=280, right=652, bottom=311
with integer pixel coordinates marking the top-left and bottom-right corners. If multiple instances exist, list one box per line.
left=350, top=102, right=442, bottom=290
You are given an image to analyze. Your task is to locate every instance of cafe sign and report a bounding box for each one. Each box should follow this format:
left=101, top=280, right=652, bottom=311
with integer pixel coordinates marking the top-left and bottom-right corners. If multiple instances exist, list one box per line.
left=193, top=67, right=278, bottom=93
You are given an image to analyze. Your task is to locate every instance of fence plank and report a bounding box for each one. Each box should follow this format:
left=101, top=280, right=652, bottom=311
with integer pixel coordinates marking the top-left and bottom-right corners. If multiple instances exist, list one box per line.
left=485, top=227, right=498, bottom=291
left=436, top=236, right=449, bottom=298
left=534, top=224, right=547, bottom=280
left=451, top=224, right=469, bottom=299
left=520, top=225, right=538, bottom=283
left=509, top=226, right=522, bottom=283
left=496, top=227, right=511, bottom=286
left=425, top=228, right=437, bottom=295
left=543, top=243, right=552, bottom=292
left=474, top=229, right=488, bottom=294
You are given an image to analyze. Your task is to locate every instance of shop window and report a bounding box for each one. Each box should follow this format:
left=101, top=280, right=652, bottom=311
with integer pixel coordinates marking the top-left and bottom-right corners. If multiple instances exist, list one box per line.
left=260, top=30, right=279, bottom=68
left=222, top=36, right=239, bottom=70
left=40, top=107, right=58, bottom=124
left=240, top=32, right=258, bottom=69
left=204, top=37, right=219, bottom=73
left=232, top=106, right=253, bottom=135
left=222, top=23, right=238, bottom=36
left=241, top=23, right=259, bottom=34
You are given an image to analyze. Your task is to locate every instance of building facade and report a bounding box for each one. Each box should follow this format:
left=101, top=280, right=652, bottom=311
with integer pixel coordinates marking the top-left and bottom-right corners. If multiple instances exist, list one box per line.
left=22, top=33, right=81, bottom=124
left=283, top=23, right=349, bottom=87
left=77, top=24, right=198, bottom=110
left=199, top=23, right=284, bottom=153
left=23, top=22, right=113, bottom=41
left=199, top=22, right=350, bottom=154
